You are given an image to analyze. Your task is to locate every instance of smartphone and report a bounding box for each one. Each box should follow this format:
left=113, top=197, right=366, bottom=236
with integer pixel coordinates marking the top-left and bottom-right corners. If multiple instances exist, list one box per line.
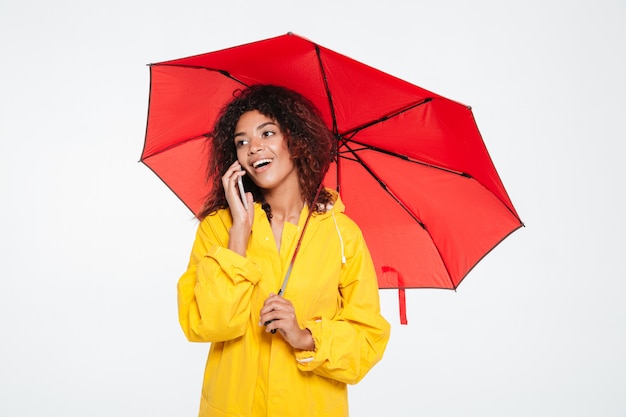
left=237, top=174, right=248, bottom=209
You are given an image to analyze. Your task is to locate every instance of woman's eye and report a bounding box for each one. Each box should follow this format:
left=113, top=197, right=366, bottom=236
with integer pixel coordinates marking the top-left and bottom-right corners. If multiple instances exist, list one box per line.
left=235, top=139, right=249, bottom=148
left=261, top=130, right=275, bottom=138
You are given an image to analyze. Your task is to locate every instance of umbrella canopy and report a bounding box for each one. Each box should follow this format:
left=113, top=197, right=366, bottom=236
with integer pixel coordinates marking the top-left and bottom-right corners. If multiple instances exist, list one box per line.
left=141, top=32, right=523, bottom=323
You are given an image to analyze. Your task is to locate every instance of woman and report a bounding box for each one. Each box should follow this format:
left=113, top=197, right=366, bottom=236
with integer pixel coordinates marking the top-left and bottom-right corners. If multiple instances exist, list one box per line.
left=177, top=85, right=390, bottom=417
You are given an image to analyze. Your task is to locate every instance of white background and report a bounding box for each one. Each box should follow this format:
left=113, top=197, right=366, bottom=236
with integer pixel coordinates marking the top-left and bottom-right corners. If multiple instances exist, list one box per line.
left=1, top=1, right=625, bottom=416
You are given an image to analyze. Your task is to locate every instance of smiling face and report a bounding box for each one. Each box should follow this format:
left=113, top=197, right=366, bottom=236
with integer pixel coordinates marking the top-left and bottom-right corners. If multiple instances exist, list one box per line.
left=234, top=110, right=300, bottom=194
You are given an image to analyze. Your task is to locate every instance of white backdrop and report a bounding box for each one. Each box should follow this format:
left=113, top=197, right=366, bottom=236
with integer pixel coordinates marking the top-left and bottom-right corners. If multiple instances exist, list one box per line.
left=1, top=1, right=625, bottom=416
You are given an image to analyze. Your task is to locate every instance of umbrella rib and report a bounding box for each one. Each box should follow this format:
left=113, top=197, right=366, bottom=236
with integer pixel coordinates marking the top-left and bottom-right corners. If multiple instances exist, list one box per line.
left=142, top=65, right=250, bottom=161
left=149, top=63, right=252, bottom=87
left=342, top=98, right=433, bottom=138
left=314, top=44, right=339, bottom=135
left=140, top=134, right=209, bottom=161
left=210, top=68, right=251, bottom=87
left=343, top=143, right=426, bottom=230
left=343, top=143, right=461, bottom=289
left=338, top=143, right=471, bottom=178
left=449, top=222, right=525, bottom=291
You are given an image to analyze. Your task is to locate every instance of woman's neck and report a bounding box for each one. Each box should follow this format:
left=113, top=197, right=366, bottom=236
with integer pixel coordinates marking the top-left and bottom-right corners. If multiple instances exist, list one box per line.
left=264, top=188, right=305, bottom=225
left=264, top=186, right=305, bottom=251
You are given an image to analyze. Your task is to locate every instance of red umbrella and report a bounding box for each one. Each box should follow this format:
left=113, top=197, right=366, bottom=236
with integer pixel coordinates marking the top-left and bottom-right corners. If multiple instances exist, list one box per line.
left=141, top=33, right=523, bottom=323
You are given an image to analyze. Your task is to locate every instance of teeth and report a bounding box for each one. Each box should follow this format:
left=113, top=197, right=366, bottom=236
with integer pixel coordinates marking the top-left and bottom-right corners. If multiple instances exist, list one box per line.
left=253, top=159, right=272, bottom=168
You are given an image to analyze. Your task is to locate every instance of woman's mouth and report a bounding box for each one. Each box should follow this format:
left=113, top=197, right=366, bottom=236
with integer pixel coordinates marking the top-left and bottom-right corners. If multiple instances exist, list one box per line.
left=252, top=159, right=272, bottom=169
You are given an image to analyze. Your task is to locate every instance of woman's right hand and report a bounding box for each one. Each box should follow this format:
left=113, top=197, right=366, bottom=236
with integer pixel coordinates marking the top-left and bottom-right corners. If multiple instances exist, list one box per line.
left=222, top=161, right=254, bottom=256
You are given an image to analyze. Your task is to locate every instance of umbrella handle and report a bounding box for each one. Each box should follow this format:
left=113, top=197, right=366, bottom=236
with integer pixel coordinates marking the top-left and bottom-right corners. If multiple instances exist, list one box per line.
left=265, top=288, right=283, bottom=334
left=264, top=184, right=324, bottom=335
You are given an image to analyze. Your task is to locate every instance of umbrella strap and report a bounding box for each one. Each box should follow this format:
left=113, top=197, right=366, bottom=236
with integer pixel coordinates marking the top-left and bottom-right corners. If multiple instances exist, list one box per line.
left=383, top=266, right=408, bottom=325
left=398, top=289, right=407, bottom=325
left=398, top=269, right=407, bottom=324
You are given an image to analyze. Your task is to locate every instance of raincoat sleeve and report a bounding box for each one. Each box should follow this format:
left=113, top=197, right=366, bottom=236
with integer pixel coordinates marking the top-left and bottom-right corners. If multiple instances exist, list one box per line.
left=177, top=212, right=263, bottom=342
left=295, top=221, right=390, bottom=385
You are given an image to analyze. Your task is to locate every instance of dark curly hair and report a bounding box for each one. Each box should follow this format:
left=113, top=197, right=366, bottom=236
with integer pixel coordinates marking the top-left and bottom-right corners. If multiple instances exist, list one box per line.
left=198, top=84, right=335, bottom=220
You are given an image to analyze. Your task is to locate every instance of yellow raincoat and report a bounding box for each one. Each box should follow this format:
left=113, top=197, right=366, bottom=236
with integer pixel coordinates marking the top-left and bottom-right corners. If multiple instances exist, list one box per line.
left=177, top=191, right=390, bottom=417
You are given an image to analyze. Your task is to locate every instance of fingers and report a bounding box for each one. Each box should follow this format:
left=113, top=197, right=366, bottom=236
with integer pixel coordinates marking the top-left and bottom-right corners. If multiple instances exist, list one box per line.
left=259, top=294, right=297, bottom=334
left=222, top=162, right=246, bottom=195
left=259, top=295, right=312, bottom=349
left=222, top=161, right=250, bottom=215
left=224, top=161, right=253, bottom=256
left=260, top=293, right=289, bottom=315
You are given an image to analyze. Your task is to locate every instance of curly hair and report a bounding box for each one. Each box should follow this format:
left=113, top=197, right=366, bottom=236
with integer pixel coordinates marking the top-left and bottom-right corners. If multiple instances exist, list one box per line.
left=198, top=84, right=335, bottom=220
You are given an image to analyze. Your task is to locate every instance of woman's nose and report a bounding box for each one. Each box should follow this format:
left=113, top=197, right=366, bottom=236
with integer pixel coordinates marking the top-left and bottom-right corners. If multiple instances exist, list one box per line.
left=248, top=136, right=263, bottom=153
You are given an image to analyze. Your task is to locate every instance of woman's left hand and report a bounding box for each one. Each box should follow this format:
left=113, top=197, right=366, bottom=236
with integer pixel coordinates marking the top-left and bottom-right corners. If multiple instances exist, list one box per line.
left=260, top=293, right=315, bottom=350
